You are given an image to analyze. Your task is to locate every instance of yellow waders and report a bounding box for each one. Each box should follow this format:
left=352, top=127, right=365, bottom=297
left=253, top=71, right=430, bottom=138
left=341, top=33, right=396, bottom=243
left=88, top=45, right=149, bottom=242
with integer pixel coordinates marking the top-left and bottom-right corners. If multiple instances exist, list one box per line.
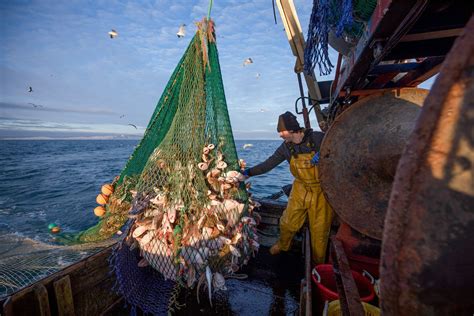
left=277, top=152, right=334, bottom=264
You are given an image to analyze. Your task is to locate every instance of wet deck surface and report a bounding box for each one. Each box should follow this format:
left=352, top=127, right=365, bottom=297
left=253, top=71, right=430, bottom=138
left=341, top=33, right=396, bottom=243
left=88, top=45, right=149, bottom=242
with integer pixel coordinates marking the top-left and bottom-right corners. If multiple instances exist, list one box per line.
left=107, top=202, right=304, bottom=315
left=176, top=245, right=304, bottom=316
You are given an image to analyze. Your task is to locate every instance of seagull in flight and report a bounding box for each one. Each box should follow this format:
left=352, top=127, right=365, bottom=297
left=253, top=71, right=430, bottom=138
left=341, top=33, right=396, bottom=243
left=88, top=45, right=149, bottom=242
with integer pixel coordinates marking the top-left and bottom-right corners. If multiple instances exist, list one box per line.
left=28, top=102, right=43, bottom=108
left=28, top=86, right=33, bottom=92
left=108, top=29, right=118, bottom=39
left=243, top=58, right=253, bottom=66
left=128, top=123, right=137, bottom=129
left=177, top=24, right=186, bottom=38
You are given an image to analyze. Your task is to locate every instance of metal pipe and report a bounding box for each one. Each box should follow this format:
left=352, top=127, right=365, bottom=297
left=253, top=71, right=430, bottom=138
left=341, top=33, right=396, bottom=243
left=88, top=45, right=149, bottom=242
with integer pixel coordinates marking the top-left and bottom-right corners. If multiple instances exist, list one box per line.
left=297, top=72, right=311, bottom=129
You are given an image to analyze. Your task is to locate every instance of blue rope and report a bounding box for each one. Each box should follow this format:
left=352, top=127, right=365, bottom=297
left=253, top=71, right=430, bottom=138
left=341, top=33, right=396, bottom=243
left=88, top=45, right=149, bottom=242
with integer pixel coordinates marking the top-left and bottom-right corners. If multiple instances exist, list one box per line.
left=304, top=0, right=355, bottom=76
left=336, top=0, right=353, bottom=37
left=304, top=0, right=333, bottom=76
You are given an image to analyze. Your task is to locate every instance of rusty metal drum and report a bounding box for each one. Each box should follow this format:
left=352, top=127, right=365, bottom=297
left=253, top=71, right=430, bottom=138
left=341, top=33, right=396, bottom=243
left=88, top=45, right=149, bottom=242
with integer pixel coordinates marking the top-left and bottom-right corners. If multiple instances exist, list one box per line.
left=320, top=88, right=428, bottom=240
left=380, top=20, right=474, bottom=315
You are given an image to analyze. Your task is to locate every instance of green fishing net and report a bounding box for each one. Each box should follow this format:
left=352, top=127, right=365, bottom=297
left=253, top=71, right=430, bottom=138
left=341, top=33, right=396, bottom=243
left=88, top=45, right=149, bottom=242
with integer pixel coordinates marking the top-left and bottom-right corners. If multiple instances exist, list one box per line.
left=124, top=19, right=259, bottom=287
left=75, top=21, right=258, bottom=283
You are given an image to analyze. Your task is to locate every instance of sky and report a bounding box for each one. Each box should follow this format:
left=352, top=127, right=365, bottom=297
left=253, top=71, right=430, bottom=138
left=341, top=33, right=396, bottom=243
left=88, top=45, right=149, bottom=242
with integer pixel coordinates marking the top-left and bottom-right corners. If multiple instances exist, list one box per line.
left=0, top=0, right=434, bottom=140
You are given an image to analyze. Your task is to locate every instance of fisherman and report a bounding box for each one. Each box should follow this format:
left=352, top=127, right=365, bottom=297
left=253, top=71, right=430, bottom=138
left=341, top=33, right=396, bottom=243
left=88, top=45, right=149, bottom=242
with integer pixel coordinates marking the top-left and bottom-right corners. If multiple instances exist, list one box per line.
left=243, top=111, right=333, bottom=263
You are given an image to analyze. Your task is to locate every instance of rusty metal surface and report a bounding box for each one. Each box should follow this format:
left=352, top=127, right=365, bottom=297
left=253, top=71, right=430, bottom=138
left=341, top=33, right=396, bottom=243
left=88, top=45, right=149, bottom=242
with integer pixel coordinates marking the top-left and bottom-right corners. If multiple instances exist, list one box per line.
left=330, top=237, right=365, bottom=316
left=380, top=17, right=474, bottom=315
left=320, top=88, right=427, bottom=239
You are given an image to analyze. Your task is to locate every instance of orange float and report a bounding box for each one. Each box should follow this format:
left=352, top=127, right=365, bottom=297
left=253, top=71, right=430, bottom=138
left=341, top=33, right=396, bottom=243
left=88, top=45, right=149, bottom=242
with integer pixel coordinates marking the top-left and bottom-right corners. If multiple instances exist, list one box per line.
left=94, top=206, right=106, bottom=217
left=101, top=184, right=114, bottom=196
left=96, top=193, right=109, bottom=205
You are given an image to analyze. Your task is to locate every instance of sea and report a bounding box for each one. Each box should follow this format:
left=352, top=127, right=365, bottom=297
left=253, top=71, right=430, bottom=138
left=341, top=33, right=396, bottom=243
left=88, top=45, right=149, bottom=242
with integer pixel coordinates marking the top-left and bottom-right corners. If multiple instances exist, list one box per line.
left=0, top=139, right=292, bottom=296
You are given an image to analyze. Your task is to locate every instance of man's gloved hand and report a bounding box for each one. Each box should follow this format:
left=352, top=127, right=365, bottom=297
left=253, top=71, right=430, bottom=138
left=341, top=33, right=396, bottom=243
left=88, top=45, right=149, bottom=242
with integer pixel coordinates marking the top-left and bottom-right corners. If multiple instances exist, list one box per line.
left=310, top=152, right=320, bottom=165
left=242, top=168, right=251, bottom=178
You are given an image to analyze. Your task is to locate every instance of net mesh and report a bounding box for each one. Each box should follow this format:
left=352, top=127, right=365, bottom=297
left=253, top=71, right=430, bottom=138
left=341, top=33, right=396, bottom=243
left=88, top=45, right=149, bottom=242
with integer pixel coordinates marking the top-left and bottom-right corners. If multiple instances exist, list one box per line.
left=304, top=0, right=377, bottom=75
left=110, top=19, right=260, bottom=313
left=74, top=21, right=192, bottom=243
left=0, top=234, right=115, bottom=297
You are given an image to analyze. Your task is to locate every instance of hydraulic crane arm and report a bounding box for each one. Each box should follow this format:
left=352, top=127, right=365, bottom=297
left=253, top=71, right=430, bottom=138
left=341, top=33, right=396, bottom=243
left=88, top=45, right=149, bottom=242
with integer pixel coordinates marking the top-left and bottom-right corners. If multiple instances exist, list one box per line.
left=276, top=0, right=325, bottom=129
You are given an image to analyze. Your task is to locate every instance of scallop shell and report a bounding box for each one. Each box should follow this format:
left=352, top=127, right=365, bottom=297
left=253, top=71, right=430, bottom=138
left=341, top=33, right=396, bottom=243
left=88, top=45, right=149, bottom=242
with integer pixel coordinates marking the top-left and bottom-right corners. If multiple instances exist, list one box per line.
left=216, top=161, right=227, bottom=170
left=216, top=223, right=225, bottom=232
left=136, top=218, right=153, bottom=227
left=139, top=230, right=154, bottom=246
left=132, top=225, right=148, bottom=238
left=222, top=183, right=233, bottom=190
left=207, top=144, right=215, bottom=150
left=225, top=177, right=239, bottom=184
left=210, top=200, right=222, bottom=207
left=223, top=200, right=245, bottom=214
left=210, top=168, right=221, bottom=178
left=150, top=195, right=166, bottom=206
left=198, top=162, right=209, bottom=171
left=207, top=176, right=219, bottom=187
left=203, top=147, right=210, bottom=155
left=226, top=170, right=240, bottom=178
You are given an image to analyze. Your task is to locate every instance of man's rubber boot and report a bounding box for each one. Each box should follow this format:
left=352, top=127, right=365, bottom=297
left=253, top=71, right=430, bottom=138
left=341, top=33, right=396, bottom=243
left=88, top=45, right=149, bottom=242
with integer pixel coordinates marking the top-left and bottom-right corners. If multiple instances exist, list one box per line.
left=269, top=243, right=281, bottom=255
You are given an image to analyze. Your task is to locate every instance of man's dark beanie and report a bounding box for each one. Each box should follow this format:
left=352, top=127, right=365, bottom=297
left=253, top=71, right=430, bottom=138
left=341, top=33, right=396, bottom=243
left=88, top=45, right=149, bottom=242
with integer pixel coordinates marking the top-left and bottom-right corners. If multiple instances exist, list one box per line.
left=277, top=111, right=301, bottom=132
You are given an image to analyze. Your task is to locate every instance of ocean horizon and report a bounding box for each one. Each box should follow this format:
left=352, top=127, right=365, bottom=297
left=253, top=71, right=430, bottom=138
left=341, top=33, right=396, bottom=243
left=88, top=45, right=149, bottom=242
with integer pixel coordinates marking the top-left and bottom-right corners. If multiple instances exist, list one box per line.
left=0, top=139, right=291, bottom=243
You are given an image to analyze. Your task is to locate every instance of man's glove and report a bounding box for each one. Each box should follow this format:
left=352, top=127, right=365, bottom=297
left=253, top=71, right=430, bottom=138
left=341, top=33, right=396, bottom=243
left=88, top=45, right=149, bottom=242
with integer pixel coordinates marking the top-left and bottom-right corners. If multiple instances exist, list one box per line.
left=242, top=168, right=251, bottom=177
left=310, top=152, right=320, bottom=165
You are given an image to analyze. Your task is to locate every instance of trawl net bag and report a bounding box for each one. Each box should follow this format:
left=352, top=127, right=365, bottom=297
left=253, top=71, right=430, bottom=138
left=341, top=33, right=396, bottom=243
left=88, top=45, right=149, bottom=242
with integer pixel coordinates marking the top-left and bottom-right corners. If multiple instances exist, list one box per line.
left=111, top=19, right=260, bottom=313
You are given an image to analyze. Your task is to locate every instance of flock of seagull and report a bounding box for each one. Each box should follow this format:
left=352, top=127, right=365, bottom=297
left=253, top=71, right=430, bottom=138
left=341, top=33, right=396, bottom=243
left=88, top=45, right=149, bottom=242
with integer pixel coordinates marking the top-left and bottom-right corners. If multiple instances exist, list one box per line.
left=24, top=25, right=262, bottom=132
